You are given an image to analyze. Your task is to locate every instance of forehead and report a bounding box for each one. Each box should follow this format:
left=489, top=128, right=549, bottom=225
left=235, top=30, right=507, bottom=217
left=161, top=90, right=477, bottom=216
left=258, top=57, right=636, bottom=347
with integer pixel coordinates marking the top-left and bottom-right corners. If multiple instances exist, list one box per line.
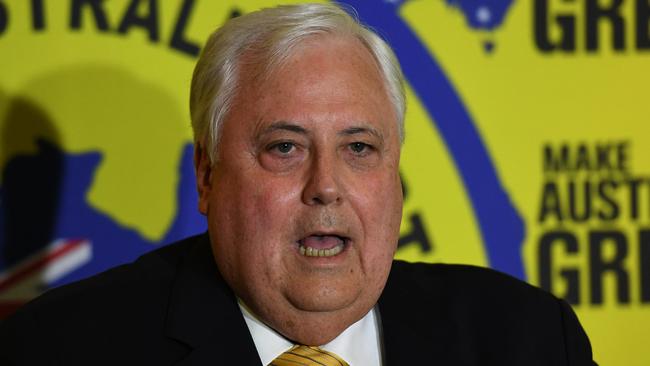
left=230, top=34, right=398, bottom=137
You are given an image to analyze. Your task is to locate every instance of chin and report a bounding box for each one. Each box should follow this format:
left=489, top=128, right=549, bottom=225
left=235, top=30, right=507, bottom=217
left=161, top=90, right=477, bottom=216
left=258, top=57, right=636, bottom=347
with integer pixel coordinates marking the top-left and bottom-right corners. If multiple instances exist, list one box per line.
left=288, top=293, right=359, bottom=313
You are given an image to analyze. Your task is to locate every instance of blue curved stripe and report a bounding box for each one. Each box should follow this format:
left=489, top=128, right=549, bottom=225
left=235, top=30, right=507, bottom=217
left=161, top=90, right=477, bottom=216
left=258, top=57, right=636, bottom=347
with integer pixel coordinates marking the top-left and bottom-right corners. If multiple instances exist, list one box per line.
left=339, top=0, right=525, bottom=279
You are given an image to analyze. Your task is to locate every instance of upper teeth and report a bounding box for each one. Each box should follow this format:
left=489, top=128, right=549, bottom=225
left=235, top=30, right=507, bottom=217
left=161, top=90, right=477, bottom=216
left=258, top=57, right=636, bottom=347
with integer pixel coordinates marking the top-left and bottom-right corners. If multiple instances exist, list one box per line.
left=299, top=243, right=344, bottom=257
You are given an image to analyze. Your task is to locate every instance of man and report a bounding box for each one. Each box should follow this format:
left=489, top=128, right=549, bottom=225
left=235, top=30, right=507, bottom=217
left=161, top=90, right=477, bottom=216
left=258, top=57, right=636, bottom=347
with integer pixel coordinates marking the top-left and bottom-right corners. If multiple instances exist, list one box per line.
left=0, top=3, right=595, bottom=365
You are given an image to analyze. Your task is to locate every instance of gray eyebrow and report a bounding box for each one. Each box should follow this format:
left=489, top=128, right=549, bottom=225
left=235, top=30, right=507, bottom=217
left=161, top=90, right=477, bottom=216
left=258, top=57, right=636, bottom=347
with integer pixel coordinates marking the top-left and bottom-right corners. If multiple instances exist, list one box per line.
left=339, top=126, right=384, bottom=140
left=257, top=121, right=308, bottom=138
left=257, top=122, right=384, bottom=140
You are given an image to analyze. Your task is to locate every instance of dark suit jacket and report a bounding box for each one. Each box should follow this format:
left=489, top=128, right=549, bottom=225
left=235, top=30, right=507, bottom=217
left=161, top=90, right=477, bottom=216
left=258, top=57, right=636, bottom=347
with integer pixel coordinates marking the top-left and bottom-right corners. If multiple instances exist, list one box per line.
left=0, top=234, right=595, bottom=365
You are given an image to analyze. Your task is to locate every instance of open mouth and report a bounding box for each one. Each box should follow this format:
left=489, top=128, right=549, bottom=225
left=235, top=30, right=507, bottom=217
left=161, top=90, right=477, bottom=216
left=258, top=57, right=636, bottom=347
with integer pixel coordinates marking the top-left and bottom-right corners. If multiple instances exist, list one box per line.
left=297, top=234, right=348, bottom=257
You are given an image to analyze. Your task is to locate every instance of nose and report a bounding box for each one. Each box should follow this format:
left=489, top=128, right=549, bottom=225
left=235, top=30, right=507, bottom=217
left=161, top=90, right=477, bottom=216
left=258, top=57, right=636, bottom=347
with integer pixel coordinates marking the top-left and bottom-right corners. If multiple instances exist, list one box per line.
left=302, top=151, right=342, bottom=206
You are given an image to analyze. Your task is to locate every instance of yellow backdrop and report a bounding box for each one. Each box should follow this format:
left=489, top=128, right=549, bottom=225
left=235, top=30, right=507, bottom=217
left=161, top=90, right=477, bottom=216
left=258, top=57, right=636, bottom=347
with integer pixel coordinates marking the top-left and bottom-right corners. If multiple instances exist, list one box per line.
left=0, top=1, right=647, bottom=364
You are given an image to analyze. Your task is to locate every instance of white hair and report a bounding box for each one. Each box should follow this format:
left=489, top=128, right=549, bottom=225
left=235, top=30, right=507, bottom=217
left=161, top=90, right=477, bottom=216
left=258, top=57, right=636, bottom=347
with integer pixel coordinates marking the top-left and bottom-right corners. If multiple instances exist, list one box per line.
left=190, top=3, right=405, bottom=164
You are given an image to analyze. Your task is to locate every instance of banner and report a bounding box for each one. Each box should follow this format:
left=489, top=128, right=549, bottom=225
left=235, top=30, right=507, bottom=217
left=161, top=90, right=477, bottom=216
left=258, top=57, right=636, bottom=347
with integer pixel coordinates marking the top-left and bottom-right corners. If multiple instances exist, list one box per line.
left=1, top=1, right=647, bottom=364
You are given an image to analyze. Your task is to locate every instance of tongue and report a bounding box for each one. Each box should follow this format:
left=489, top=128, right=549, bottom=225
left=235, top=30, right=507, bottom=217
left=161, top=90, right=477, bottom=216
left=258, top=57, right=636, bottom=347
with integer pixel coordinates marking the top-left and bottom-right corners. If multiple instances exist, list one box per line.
left=301, top=235, right=343, bottom=249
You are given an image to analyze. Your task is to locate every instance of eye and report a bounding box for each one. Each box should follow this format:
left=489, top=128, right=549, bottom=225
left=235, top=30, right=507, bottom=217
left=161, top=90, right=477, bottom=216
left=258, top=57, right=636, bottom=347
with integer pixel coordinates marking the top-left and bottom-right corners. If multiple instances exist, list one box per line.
left=349, top=142, right=370, bottom=154
left=271, top=142, right=295, bottom=154
left=259, top=140, right=305, bottom=172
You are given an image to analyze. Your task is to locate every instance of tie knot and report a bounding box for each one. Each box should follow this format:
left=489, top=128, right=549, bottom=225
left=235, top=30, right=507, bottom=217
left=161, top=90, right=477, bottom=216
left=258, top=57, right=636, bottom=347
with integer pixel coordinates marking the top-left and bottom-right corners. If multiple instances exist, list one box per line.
left=270, top=344, right=349, bottom=366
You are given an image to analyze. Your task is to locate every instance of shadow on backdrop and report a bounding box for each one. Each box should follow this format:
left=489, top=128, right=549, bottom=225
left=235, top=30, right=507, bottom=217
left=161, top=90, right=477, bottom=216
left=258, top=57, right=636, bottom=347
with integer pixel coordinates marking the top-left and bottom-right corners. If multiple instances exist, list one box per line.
left=0, top=93, right=62, bottom=267
left=0, top=66, right=205, bottom=319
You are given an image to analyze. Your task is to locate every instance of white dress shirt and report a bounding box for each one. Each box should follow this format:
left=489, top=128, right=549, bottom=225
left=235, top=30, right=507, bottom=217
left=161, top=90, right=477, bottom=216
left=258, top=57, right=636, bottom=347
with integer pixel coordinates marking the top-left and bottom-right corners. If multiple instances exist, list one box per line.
left=239, top=301, right=383, bottom=366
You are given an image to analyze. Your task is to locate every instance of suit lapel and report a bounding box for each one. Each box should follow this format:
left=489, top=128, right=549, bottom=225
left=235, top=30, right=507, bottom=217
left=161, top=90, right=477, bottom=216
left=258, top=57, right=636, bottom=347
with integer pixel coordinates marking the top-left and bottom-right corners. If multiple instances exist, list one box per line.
left=164, top=235, right=262, bottom=366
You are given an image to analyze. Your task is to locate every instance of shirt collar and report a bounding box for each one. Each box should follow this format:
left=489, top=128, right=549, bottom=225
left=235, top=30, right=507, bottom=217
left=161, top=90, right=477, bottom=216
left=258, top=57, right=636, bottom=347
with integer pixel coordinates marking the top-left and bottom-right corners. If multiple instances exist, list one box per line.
left=239, top=301, right=382, bottom=366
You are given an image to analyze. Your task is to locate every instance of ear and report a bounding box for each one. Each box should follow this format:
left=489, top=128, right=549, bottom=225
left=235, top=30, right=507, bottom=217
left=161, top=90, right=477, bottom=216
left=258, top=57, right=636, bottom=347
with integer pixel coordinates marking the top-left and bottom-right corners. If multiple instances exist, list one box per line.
left=194, top=142, right=212, bottom=216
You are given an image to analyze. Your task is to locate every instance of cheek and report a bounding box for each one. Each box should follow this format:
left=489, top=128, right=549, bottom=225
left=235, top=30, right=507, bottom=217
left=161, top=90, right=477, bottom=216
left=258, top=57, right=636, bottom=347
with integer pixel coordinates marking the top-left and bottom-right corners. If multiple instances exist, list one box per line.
left=209, top=178, right=299, bottom=283
left=249, top=178, right=303, bottom=230
left=354, top=171, right=402, bottom=250
left=226, top=175, right=304, bottom=248
left=357, top=171, right=402, bottom=218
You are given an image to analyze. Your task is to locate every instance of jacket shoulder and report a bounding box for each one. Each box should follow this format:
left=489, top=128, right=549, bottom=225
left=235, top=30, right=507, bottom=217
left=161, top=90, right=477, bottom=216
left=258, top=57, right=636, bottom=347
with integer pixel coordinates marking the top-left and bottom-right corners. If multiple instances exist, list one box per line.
left=389, top=260, right=553, bottom=304
left=381, top=261, right=595, bottom=365
left=19, top=234, right=199, bottom=313
left=0, top=235, right=205, bottom=364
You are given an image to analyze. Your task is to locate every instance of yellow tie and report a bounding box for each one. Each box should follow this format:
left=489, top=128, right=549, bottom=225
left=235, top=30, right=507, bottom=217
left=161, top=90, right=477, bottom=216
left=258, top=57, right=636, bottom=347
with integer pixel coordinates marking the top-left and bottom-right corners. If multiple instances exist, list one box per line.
left=270, top=345, right=350, bottom=366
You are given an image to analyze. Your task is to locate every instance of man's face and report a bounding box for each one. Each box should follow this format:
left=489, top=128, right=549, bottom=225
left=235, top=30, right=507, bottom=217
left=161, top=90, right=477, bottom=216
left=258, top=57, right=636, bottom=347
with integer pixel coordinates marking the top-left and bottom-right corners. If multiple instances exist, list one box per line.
left=196, top=35, right=403, bottom=343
